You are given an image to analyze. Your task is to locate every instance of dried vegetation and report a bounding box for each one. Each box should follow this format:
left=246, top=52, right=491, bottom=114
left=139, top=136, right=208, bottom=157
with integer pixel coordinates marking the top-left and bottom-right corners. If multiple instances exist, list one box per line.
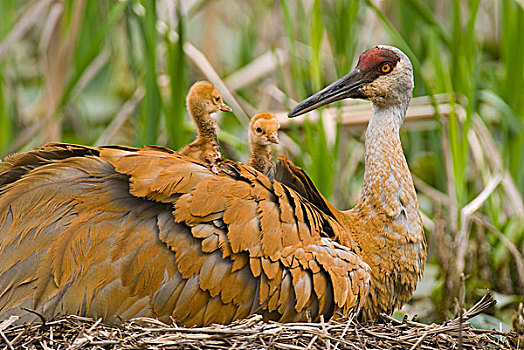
left=0, top=0, right=523, bottom=340
left=0, top=294, right=518, bottom=350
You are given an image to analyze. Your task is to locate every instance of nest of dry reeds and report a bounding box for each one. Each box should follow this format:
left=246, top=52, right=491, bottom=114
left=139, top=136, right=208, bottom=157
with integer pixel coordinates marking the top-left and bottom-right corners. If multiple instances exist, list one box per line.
left=0, top=293, right=518, bottom=349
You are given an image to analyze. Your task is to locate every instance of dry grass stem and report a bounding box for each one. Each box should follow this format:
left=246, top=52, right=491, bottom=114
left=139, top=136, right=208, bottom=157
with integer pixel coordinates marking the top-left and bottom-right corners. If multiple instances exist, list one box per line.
left=4, top=120, right=42, bottom=154
left=412, top=175, right=448, bottom=205
left=94, top=87, right=145, bottom=146
left=273, top=96, right=459, bottom=133
left=71, top=49, right=111, bottom=100
left=472, top=118, right=524, bottom=216
left=183, top=42, right=250, bottom=126
left=225, top=49, right=288, bottom=91
left=473, top=214, right=524, bottom=290
left=455, top=175, right=502, bottom=280
left=0, top=0, right=54, bottom=60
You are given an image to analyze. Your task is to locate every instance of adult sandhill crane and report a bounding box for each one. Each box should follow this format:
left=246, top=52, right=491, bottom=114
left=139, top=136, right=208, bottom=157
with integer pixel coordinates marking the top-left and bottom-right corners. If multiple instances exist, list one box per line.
left=288, top=45, right=426, bottom=320
left=180, top=81, right=232, bottom=174
left=0, top=46, right=425, bottom=325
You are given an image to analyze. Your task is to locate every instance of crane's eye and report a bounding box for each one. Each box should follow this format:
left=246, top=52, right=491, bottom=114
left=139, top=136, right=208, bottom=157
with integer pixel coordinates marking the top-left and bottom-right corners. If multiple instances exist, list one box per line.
left=214, top=96, right=220, bottom=102
left=380, top=62, right=392, bottom=74
left=256, top=127, right=262, bottom=133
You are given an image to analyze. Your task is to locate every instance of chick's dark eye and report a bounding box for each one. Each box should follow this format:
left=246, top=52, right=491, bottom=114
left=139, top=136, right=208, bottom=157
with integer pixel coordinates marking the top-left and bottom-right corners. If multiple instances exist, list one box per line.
left=256, top=127, right=262, bottom=133
left=214, top=97, right=220, bottom=102
left=380, top=62, right=392, bottom=74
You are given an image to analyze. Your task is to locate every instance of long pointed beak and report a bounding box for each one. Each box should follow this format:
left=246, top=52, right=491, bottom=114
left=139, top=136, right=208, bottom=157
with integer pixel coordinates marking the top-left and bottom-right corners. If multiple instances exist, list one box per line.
left=220, top=103, right=232, bottom=112
left=288, top=68, right=367, bottom=118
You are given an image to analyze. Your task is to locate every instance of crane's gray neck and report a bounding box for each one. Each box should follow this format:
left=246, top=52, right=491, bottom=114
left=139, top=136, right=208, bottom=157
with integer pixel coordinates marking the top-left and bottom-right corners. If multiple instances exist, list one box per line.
left=350, top=97, right=425, bottom=320
left=361, top=100, right=411, bottom=204
left=365, top=101, right=408, bottom=139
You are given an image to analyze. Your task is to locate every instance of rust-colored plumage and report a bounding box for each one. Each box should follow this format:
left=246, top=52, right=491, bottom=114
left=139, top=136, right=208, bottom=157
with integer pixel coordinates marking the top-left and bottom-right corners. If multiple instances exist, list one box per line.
left=180, top=81, right=232, bottom=174
left=245, top=113, right=332, bottom=217
left=0, top=46, right=425, bottom=326
left=0, top=143, right=368, bottom=325
left=245, top=113, right=334, bottom=217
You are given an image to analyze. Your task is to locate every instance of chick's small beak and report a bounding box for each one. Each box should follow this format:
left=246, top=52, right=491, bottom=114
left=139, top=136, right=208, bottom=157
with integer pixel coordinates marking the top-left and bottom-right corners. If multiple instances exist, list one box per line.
left=220, top=103, right=232, bottom=112
left=288, top=68, right=367, bottom=118
left=268, top=134, right=279, bottom=144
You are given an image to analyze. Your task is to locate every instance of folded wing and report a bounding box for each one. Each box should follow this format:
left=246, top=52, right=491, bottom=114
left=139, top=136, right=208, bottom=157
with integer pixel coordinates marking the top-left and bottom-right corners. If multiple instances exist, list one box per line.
left=0, top=143, right=370, bottom=325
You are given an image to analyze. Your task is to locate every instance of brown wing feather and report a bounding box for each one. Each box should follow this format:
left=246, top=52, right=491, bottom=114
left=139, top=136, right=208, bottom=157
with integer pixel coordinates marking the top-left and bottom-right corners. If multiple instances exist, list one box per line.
left=0, top=143, right=370, bottom=325
left=272, top=155, right=337, bottom=218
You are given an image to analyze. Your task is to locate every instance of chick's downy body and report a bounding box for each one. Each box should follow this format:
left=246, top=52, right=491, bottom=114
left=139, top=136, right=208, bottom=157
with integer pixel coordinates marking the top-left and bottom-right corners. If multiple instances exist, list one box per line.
left=180, top=81, right=231, bottom=173
left=247, top=112, right=280, bottom=175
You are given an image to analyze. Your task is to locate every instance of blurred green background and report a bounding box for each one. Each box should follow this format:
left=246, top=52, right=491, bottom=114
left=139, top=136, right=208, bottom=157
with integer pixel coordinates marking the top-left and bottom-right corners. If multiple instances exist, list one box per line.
left=0, top=0, right=523, bottom=329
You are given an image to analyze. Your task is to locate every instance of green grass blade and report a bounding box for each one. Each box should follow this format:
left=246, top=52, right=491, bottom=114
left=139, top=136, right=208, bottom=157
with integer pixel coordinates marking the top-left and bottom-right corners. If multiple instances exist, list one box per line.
left=323, top=0, right=360, bottom=76
left=500, top=0, right=524, bottom=191
left=59, top=1, right=128, bottom=109
left=0, top=75, right=10, bottom=153
left=280, top=0, right=306, bottom=98
left=401, top=0, right=451, bottom=46
left=136, top=0, right=161, bottom=145
left=310, top=0, right=323, bottom=91
left=164, top=0, right=188, bottom=149
left=0, top=0, right=14, bottom=154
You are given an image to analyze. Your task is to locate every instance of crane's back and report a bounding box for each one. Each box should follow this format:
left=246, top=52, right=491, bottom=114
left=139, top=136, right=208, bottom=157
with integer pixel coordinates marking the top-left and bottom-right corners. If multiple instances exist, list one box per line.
left=0, top=143, right=371, bottom=325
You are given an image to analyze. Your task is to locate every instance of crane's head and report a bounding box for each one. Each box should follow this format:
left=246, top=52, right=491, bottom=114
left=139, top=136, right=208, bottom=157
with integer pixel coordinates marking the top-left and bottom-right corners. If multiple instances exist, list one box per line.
left=288, top=46, right=413, bottom=118
left=249, top=112, right=280, bottom=146
left=187, top=81, right=232, bottom=116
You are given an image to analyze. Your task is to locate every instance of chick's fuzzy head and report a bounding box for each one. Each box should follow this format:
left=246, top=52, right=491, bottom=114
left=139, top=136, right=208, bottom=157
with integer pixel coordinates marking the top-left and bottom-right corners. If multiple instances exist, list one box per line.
left=187, top=81, right=232, bottom=115
left=249, top=113, right=280, bottom=146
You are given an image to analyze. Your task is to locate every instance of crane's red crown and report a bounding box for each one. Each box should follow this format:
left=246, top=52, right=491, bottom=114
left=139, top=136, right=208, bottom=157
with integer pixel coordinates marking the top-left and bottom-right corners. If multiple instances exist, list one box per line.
left=356, top=47, right=400, bottom=72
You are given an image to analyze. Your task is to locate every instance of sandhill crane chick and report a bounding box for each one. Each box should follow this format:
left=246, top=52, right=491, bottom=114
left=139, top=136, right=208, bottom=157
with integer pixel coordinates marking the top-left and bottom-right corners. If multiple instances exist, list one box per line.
left=248, top=112, right=279, bottom=175
left=180, top=81, right=232, bottom=174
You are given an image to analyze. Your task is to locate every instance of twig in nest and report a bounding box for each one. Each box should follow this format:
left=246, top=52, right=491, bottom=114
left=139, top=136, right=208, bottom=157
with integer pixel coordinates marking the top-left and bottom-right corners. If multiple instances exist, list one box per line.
left=21, top=307, right=47, bottom=324
left=450, top=291, right=497, bottom=324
